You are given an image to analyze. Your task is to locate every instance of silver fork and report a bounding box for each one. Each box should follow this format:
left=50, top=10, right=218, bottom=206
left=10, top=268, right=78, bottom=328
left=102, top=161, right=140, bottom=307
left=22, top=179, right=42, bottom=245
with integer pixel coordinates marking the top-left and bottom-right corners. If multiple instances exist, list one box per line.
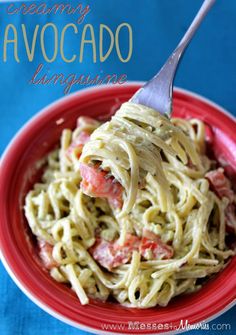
left=130, top=0, right=216, bottom=117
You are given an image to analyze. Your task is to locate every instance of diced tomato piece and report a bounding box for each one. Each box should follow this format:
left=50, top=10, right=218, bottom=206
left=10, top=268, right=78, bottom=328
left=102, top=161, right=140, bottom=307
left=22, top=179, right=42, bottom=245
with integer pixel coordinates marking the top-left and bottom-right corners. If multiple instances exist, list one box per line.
left=206, top=168, right=236, bottom=236
left=115, top=234, right=140, bottom=251
left=140, top=228, right=173, bottom=260
left=80, top=163, right=123, bottom=209
left=206, top=168, right=234, bottom=203
left=66, top=131, right=90, bottom=160
left=112, top=236, right=140, bottom=268
left=140, top=237, right=173, bottom=260
left=89, top=239, right=116, bottom=270
left=38, top=240, right=58, bottom=270
left=89, top=231, right=173, bottom=270
left=89, top=236, right=138, bottom=270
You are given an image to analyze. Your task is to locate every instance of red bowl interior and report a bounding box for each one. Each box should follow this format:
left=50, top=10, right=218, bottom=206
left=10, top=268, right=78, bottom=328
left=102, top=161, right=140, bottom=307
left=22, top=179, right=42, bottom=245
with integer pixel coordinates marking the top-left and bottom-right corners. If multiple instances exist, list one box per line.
left=0, top=84, right=236, bottom=334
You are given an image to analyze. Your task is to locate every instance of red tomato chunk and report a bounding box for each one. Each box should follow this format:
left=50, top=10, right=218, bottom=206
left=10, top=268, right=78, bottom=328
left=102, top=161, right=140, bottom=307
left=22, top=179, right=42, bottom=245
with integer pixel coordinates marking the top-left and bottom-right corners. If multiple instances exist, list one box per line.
left=141, top=229, right=173, bottom=259
left=89, top=236, right=138, bottom=271
left=38, top=240, right=58, bottom=270
left=79, top=163, right=123, bottom=209
left=206, top=168, right=234, bottom=202
left=206, top=168, right=236, bottom=233
left=89, top=232, right=173, bottom=270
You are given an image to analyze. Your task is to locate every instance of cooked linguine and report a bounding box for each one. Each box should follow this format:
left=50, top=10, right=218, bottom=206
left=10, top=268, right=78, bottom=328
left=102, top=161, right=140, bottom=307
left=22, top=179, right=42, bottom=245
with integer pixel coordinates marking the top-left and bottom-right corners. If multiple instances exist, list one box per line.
left=25, top=102, right=236, bottom=308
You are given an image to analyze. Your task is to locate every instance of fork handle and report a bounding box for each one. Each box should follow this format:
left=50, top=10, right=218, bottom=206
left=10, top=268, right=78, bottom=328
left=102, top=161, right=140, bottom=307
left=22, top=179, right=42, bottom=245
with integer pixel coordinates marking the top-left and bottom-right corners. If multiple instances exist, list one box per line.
left=164, top=0, right=216, bottom=95
left=131, top=0, right=216, bottom=116
left=178, top=0, right=216, bottom=54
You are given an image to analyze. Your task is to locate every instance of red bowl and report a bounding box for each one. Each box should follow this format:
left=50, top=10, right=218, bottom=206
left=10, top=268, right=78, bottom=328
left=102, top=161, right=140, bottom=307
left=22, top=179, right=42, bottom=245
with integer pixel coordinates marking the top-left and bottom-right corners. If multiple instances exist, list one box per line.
left=0, top=84, right=236, bottom=334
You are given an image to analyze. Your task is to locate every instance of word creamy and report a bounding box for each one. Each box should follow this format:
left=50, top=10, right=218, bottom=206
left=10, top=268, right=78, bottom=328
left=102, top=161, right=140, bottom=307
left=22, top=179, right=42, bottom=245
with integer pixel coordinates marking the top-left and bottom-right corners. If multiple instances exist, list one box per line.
left=3, top=23, right=133, bottom=63
left=7, top=2, right=90, bottom=24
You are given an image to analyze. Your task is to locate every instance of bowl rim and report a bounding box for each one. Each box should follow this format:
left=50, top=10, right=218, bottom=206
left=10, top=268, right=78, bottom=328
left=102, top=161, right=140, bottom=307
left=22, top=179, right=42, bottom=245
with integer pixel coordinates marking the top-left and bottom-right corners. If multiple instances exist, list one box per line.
left=0, top=83, right=236, bottom=335
left=1, top=247, right=235, bottom=335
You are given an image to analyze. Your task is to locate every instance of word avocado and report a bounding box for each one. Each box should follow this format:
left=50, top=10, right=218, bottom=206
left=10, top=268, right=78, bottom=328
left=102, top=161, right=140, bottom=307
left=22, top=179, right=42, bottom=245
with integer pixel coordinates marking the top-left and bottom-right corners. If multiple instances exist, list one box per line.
left=3, top=23, right=133, bottom=63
